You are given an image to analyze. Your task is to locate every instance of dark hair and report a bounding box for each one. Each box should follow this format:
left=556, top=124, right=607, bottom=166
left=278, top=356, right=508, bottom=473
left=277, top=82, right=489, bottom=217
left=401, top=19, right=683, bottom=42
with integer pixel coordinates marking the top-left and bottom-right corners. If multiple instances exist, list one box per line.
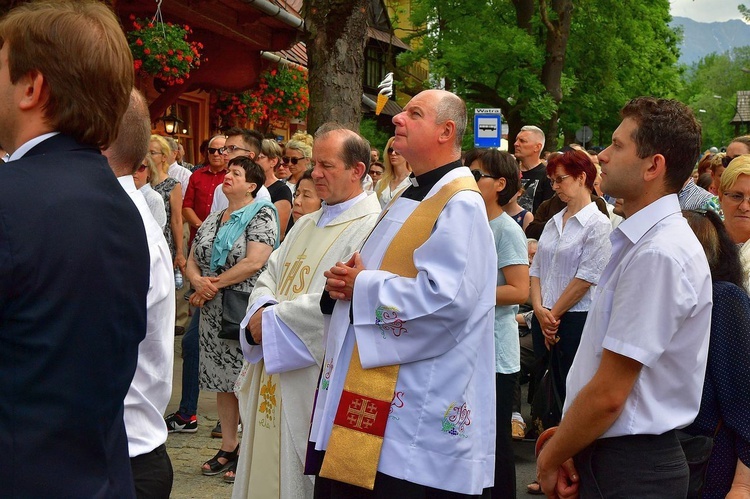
left=683, top=209, right=745, bottom=290
left=620, top=97, right=702, bottom=193
left=475, top=149, right=521, bottom=206
left=228, top=156, right=264, bottom=197
left=225, top=127, right=263, bottom=155
left=463, top=148, right=482, bottom=168
left=314, top=123, right=371, bottom=181
left=370, top=161, right=384, bottom=171
left=0, top=1, right=134, bottom=148
left=546, top=149, right=597, bottom=192
left=298, top=169, right=314, bottom=184
left=697, top=172, right=713, bottom=190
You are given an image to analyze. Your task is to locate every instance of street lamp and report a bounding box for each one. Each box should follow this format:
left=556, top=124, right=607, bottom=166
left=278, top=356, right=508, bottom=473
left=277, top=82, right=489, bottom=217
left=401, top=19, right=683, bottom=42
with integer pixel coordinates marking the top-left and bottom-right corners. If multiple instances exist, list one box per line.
left=159, top=105, right=183, bottom=136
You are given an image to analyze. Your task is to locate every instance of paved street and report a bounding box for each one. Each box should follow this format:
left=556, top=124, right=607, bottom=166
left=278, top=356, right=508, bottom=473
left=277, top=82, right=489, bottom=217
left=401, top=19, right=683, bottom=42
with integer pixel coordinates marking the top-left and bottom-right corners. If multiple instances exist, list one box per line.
left=165, top=336, right=538, bottom=498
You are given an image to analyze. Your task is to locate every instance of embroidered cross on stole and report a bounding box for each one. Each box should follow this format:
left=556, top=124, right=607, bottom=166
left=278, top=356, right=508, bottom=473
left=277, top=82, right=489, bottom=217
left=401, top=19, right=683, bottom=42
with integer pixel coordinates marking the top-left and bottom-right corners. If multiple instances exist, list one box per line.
left=319, top=176, right=479, bottom=490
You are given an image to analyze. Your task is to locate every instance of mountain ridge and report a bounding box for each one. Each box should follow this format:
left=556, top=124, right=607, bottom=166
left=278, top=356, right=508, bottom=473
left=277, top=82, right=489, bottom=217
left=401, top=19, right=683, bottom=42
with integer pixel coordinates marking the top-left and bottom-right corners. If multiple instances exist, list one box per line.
left=671, top=16, right=750, bottom=65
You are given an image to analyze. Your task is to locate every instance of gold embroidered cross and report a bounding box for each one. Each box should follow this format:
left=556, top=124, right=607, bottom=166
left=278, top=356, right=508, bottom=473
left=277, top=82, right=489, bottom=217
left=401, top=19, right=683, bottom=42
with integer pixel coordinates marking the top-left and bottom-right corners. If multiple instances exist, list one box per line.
left=346, top=397, right=378, bottom=429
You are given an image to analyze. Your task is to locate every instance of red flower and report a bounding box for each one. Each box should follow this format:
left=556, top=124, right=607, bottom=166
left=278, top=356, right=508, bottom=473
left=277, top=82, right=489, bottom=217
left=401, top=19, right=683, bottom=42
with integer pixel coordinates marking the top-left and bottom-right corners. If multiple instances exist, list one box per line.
left=135, top=38, right=143, bottom=46
left=144, top=48, right=151, bottom=55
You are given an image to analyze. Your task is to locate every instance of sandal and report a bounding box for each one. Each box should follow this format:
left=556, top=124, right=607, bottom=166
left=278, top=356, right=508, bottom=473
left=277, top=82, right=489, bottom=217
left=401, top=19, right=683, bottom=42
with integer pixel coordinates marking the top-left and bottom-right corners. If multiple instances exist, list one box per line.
left=223, top=460, right=237, bottom=484
left=527, top=480, right=544, bottom=495
left=201, top=444, right=239, bottom=476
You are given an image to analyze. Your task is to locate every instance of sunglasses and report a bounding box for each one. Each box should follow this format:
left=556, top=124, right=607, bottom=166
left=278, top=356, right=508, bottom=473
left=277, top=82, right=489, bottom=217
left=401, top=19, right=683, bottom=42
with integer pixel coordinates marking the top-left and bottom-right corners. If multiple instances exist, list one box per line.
left=471, top=169, right=497, bottom=182
left=282, top=156, right=304, bottom=165
left=207, top=147, right=222, bottom=155
left=388, top=148, right=400, bottom=155
left=137, top=164, right=148, bottom=172
left=721, top=156, right=737, bottom=168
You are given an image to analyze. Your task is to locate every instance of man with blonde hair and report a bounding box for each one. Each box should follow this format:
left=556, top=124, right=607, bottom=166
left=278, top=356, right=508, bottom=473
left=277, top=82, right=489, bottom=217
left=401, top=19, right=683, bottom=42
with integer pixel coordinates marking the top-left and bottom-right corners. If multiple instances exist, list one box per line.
left=0, top=2, right=149, bottom=496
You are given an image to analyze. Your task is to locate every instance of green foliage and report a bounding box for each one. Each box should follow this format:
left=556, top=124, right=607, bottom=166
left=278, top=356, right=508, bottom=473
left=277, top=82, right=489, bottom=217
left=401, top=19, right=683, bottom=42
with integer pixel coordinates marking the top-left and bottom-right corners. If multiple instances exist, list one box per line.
left=359, top=117, right=392, bottom=153
left=402, top=0, right=682, bottom=149
left=679, top=47, right=750, bottom=149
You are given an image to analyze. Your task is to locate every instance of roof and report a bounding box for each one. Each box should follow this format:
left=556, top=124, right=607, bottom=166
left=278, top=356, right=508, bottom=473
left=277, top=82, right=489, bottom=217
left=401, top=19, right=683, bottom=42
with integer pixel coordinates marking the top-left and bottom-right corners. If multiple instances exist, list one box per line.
left=367, top=27, right=410, bottom=51
left=731, top=90, right=750, bottom=124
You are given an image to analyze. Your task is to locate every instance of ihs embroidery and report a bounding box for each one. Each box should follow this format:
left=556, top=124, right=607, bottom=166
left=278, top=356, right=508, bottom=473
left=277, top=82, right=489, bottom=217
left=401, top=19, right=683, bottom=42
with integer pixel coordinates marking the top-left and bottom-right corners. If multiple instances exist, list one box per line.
left=258, top=373, right=277, bottom=428
left=389, top=391, right=405, bottom=420
left=375, top=305, right=408, bottom=338
left=441, top=402, right=471, bottom=438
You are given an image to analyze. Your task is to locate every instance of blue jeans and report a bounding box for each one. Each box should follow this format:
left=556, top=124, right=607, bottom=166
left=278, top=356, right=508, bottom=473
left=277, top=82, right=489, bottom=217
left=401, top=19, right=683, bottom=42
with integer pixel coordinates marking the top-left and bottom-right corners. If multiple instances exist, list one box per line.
left=178, top=309, right=200, bottom=417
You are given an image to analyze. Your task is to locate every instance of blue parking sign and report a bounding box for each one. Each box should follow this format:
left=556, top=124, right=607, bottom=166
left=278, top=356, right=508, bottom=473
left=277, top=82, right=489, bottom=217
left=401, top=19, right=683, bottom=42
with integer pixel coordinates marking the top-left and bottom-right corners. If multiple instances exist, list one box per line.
left=474, top=109, right=502, bottom=148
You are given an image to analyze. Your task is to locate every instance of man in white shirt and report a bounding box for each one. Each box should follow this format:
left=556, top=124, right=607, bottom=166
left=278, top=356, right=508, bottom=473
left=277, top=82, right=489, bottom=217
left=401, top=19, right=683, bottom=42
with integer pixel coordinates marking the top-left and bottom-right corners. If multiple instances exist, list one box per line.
left=314, top=90, right=497, bottom=497
left=166, top=136, right=192, bottom=198
left=103, top=89, right=175, bottom=499
left=537, top=97, right=713, bottom=498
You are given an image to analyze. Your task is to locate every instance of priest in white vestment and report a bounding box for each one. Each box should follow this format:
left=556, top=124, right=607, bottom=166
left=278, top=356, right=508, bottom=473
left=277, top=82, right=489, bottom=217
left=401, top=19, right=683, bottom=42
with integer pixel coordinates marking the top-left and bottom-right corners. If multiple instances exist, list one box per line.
left=313, top=90, right=497, bottom=497
left=232, top=126, right=381, bottom=499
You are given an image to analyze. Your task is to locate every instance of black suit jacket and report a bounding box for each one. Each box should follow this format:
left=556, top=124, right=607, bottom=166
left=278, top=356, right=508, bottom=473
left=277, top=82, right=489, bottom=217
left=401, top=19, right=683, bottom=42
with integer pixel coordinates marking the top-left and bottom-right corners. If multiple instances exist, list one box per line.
left=0, top=134, right=150, bottom=497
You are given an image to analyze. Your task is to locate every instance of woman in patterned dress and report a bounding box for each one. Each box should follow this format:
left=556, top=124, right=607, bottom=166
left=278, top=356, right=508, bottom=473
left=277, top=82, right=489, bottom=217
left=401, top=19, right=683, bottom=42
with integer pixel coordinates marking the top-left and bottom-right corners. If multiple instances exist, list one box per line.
left=149, top=134, right=185, bottom=270
left=185, top=156, right=278, bottom=476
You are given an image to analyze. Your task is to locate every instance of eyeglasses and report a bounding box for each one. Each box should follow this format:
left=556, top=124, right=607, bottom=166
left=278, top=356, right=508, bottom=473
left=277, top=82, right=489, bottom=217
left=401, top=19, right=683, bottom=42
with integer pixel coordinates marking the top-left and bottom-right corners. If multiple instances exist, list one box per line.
left=721, top=156, right=737, bottom=168
left=137, top=164, right=148, bottom=172
left=387, top=148, right=400, bottom=155
left=207, top=147, right=222, bottom=155
left=370, top=170, right=383, bottom=177
left=220, top=145, right=252, bottom=155
left=471, top=169, right=498, bottom=182
left=723, top=191, right=750, bottom=205
left=148, top=150, right=163, bottom=156
left=282, top=156, right=304, bottom=165
left=548, top=174, right=571, bottom=185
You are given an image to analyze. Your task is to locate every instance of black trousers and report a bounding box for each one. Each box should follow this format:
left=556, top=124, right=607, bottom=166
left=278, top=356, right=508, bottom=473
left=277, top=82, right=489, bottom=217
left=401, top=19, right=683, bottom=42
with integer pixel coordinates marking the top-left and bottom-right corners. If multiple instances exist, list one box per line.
left=130, top=444, right=173, bottom=499
left=314, top=472, right=491, bottom=499
left=492, top=372, right=517, bottom=499
left=574, top=431, right=688, bottom=498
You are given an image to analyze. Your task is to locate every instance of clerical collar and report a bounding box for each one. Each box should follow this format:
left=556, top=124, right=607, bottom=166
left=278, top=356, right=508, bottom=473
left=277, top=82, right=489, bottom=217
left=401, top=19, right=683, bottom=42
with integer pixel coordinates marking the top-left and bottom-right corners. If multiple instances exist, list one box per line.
left=317, top=191, right=367, bottom=227
left=401, top=160, right=463, bottom=201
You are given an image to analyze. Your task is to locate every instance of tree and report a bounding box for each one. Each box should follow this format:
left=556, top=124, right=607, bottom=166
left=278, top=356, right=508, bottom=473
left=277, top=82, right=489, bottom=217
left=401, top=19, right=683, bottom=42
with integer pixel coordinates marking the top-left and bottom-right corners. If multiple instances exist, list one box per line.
left=304, top=0, right=369, bottom=133
left=679, top=47, right=750, bottom=149
left=402, top=0, right=681, bottom=150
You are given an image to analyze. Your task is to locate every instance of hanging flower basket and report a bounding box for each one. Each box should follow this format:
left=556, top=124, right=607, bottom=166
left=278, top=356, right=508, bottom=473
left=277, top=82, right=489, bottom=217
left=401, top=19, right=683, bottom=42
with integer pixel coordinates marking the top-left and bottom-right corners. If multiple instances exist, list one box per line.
left=127, top=15, right=203, bottom=86
left=210, top=65, right=309, bottom=130
left=255, top=65, right=309, bottom=123
left=210, top=90, right=265, bottom=129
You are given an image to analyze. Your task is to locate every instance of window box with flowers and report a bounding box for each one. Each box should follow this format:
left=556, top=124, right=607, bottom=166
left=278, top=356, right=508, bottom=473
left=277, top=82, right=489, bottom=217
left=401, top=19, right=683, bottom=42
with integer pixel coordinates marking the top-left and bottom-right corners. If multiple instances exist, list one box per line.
left=127, top=16, right=203, bottom=86
left=210, top=65, right=309, bottom=131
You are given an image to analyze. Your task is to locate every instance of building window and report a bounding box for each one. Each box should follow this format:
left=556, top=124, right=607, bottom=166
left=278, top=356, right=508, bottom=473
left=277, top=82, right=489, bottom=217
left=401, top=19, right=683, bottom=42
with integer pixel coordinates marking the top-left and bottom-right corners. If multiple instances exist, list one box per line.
left=364, top=46, right=386, bottom=92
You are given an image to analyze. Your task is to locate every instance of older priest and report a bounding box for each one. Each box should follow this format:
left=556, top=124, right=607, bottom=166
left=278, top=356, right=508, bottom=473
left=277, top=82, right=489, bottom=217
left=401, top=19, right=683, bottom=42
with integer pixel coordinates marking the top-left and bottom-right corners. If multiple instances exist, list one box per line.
left=233, top=125, right=381, bottom=498
left=312, top=90, right=497, bottom=497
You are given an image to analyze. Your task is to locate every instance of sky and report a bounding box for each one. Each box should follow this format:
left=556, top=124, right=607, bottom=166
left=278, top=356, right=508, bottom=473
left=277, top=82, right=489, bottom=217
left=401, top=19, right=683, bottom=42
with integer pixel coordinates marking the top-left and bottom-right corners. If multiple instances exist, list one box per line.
left=670, top=0, right=745, bottom=22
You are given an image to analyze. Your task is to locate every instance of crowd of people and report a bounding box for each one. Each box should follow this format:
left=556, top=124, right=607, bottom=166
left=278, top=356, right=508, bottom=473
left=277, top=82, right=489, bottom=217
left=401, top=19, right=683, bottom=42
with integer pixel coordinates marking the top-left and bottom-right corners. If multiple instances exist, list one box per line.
left=2, top=2, right=750, bottom=499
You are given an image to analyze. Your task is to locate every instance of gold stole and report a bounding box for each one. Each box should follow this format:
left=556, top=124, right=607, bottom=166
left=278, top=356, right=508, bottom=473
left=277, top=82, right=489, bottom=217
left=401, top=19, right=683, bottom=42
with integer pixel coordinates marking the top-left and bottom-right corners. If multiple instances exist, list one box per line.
left=247, top=218, right=354, bottom=498
left=319, top=177, right=478, bottom=490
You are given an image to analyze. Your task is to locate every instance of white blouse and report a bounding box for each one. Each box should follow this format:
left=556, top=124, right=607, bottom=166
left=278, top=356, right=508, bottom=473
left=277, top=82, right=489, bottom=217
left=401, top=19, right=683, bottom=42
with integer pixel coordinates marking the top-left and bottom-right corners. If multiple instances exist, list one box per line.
left=529, top=201, right=611, bottom=311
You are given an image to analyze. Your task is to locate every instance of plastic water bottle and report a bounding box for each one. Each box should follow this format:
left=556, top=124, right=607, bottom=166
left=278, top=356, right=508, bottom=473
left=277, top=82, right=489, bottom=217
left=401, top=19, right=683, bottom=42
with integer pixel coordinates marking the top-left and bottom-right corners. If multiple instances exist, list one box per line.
left=174, top=269, right=184, bottom=289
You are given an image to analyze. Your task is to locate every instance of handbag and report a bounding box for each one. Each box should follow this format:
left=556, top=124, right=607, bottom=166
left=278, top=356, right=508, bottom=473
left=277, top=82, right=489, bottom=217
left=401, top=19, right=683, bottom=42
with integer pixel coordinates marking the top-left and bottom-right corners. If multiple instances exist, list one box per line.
left=212, top=211, right=250, bottom=341
left=677, top=420, right=722, bottom=498
left=530, top=344, right=564, bottom=437
left=218, top=288, right=251, bottom=340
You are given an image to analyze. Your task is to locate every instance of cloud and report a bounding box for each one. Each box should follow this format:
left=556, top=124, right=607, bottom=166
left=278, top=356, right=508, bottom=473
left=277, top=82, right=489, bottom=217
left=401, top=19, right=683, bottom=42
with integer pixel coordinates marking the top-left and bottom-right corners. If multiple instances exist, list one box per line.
left=670, top=0, right=744, bottom=22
